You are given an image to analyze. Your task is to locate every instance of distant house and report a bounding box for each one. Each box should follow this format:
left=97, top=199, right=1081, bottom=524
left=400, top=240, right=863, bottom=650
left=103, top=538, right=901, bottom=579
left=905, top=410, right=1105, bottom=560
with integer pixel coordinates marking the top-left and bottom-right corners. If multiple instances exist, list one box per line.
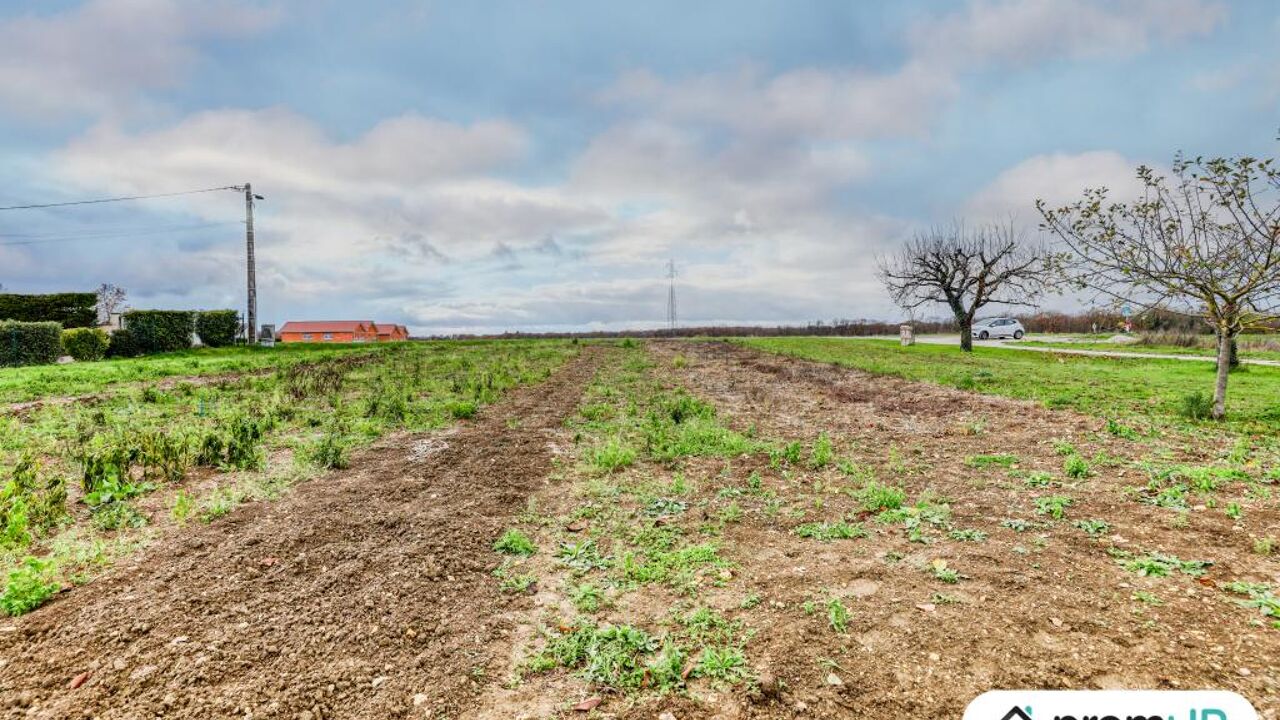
left=376, top=324, right=410, bottom=342
left=278, top=320, right=377, bottom=343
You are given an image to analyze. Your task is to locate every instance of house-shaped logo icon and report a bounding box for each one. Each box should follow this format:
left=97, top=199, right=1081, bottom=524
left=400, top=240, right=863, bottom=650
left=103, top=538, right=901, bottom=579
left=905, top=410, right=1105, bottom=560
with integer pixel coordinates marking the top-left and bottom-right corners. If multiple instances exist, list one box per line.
left=1000, top=707, right=1033, bottom=720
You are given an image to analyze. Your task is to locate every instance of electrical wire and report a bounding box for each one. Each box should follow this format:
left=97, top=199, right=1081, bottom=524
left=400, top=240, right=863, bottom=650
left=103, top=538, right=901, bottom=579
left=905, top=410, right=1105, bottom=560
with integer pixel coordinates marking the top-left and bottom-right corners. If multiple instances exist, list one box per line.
left=0, top=221, right=241, bottom=247
left=0, top=185, right=240, bottom=212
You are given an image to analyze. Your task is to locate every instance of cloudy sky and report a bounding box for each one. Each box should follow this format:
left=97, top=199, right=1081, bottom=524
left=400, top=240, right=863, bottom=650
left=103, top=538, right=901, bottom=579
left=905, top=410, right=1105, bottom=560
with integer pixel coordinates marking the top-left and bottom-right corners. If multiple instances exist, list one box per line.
left=1, top=0, right=1277, bottom=334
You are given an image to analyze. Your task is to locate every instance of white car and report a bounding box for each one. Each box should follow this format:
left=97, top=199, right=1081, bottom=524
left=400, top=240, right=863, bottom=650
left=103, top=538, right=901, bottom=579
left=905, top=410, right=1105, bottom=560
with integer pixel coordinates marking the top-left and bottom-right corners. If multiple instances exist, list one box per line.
left=973, top=317, right=1025, bottom=340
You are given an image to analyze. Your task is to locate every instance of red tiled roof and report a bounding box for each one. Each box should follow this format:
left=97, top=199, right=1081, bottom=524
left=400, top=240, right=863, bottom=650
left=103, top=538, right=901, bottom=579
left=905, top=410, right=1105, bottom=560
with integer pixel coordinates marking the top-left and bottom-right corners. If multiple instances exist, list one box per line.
left=375, top=323, right=407, bottom=336
left=279, top=321, right=372, bottom=334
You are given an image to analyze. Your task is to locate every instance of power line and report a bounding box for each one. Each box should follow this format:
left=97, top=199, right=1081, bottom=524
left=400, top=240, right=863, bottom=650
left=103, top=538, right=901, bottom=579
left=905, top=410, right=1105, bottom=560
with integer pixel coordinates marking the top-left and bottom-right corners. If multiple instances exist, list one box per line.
left=0, top=185, right=240, bottom=212
left=0, top=221, right=239, bottom=245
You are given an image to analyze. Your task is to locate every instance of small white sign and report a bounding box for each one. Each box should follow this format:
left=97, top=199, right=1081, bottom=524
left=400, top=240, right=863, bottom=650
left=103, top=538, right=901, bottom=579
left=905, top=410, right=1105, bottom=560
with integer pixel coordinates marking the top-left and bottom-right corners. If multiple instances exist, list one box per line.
left=964, top=690, right=1258, bottom=720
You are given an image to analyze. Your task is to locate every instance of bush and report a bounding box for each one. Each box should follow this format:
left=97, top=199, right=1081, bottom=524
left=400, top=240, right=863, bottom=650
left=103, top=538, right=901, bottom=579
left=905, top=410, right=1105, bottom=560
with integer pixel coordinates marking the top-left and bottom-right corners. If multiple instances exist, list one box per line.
left=63, top=327, right=109, bottom=361
left=1180, top=391, right=1213, bottom=420
left=0, top=292, right=96, bottom=328
left=196, top=310, right=239, bottom=347
left=302, top=430, right=349, bottom=469
left=104, top=328, right=141, bottom=358
left=124, top=310, right=195, bottom=354
left=0, top=321, right=63, bottom=367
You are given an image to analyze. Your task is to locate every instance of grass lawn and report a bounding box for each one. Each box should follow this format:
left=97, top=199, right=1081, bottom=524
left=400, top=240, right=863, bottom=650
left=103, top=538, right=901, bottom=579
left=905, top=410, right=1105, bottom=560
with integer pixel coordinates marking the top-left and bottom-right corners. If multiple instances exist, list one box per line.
left=0, top=342, right=387, bottom=404
left=739, top=337, right=1280, bottom=436
left=1017, top=338, right=1280, bottom=363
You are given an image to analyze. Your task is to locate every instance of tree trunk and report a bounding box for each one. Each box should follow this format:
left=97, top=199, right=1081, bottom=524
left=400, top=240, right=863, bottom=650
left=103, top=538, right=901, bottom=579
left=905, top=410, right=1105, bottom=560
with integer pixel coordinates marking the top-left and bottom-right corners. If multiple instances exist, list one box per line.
left=1212, top=329, right=1232, bottom=420
left=1215, top=329, right=1241, bottom=372
left=959, top=320, right=973, bottom=352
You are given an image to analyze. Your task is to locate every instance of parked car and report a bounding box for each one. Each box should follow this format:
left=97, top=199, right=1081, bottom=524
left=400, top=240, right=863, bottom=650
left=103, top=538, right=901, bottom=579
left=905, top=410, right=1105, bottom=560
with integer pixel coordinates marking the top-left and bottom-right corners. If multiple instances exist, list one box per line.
left=973, top=317, right=1025, bottom=340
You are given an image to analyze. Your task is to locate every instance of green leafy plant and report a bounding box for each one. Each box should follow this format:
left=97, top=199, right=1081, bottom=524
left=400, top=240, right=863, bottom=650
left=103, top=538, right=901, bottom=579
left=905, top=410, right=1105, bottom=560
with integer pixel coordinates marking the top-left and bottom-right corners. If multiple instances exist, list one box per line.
left=1073, top=518, right=1110, bottom=538
left=494, top=528, right=536, bottom=556
left=0, top=556, right=60, bottom=616
left=1063, top=455, right=1092, bottom=479
left=303, top=430, right=349, bottom=469
left=1121, top=552, right=1212, bottom=578
left=794, top=521, right=867, bottom=541
left=570, top=582, right=604, bottom=612
left=1105, top=418, right=1140, bottom=439
left=965, top=453, right=1019, bottom=469
left=1224, top=582, right=1280, bottom=623
left=1034, top=495, right=1074, bottom=520
left=588, top=437, right=637, bottom=473
left=826, top=597, right=851, bottom=633
left=171, top=491, right=194, bottom=525
left=809, top=432, right=834, bottom=469
left=855, top=481, right=906, bottom=512
left=500, top=573, right=537, bottom=594
left=90, top=501, right=147, bottom=531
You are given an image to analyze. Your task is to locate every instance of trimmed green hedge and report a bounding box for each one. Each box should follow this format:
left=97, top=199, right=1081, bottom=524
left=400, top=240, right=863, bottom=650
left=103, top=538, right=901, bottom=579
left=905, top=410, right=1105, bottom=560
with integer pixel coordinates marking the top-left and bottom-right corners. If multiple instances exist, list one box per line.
left=63, top=327, right=109, bottom=362
left=0, top=321, right=63, bottom=367
left=0, top=293, right=96, bottom=328
left=196, top=310, right=239, bottom=347
left=104, top=328, right=140, bottom=358
left=123, top=310, right=194, bottom=354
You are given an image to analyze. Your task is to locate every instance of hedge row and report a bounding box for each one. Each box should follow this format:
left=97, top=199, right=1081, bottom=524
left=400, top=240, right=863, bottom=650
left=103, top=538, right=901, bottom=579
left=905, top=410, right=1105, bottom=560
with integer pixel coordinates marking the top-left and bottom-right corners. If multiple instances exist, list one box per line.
left=0, top=293, right=96, bottom=328
left=126, top=310, right=197, bottom=355
left=109, top=309, right=240, bottom=357
left=195, top=310, right=239, bottom=347
left=63, top=328, right=109, bottom=362
left=0, top=321, right=64, bottom=367
left=0, top=310, right=242, bottom=365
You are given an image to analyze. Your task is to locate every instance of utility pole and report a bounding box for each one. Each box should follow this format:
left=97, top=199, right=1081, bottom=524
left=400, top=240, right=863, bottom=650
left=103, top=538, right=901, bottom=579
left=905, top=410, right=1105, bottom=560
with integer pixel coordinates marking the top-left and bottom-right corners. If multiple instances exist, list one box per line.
left=665, top=259, right=677, bottom=336
left=235, top=183, right=264, bottom=344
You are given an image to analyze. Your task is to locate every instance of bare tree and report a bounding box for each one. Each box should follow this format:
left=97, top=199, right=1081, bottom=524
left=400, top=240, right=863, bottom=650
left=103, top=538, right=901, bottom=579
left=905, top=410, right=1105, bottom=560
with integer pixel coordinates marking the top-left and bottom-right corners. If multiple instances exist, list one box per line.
left=1038, top=154, right=1280, bottom=420
left=877, top=222, right=1052, bottom=351
left=94, top=283, right=128, bottom=326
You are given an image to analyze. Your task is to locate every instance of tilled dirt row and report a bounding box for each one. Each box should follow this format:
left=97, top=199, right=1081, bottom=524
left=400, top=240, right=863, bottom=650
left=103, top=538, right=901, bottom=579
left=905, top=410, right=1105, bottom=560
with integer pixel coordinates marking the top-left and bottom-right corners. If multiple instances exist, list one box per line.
left=645, top=341, right=1280, bottom=718
left=0, top=347, right=605, bottom=719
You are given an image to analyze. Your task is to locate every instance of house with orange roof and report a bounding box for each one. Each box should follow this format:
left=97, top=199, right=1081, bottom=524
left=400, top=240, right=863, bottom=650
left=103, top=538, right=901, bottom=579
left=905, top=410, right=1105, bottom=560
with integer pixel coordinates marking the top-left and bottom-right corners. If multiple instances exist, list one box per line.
left=375, top=323, right=410, bottom=342
left=277, top=320, right=377, bottom=343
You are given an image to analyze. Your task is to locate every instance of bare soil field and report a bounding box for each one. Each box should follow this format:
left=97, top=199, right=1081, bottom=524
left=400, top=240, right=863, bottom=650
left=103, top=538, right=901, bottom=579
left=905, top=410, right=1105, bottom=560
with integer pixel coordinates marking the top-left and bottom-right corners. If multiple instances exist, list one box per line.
left=2, top=340, right=1277, bottom=719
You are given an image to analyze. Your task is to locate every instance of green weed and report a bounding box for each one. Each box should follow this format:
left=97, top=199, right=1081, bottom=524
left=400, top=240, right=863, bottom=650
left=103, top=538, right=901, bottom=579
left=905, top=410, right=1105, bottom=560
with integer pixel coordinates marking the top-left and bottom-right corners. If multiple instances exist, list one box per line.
left=494, top=528, right=537, bottom=556
left=1034, top=495, right=1074, bottom=520
left=0, top=556, right=60, bottom=616
left=966, top=454, right=1019, bottom=469
left=1121, top=552, right=1212, bottom=578
left=1063, top=455, right=1092, bottom=479
left=794, top=521, right=867, bottom=541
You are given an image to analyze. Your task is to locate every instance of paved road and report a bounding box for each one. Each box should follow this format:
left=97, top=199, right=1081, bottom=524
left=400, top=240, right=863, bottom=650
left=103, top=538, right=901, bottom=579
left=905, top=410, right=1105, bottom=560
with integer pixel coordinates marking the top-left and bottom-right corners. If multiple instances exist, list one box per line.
left=899, top=334, right=1280, bottom=368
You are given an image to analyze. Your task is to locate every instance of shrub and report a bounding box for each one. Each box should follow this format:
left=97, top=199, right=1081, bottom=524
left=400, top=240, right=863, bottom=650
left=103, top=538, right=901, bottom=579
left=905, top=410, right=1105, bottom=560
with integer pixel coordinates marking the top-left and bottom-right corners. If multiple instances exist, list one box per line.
left=104, top=327, right=141, bottom=358
left=303, top=431, right=349, bottom=469
left=1179, top=391, right=1213, bottom=420
left=0, top=292, right=96, bottom=327
left=63, top=327, right=109, bottom=361
left=0, top=321, right=63, bottom=367
left=123, top=310, right=195, bottom=354
left=195, top=310, right=239, bottom=347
